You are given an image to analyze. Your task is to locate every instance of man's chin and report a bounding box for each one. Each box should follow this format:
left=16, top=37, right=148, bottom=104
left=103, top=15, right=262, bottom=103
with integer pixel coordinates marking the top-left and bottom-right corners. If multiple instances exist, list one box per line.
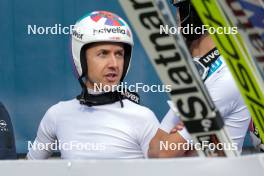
left=105, top=82, right=120, bottom=87
left=99, top=82, right=121, bottom=91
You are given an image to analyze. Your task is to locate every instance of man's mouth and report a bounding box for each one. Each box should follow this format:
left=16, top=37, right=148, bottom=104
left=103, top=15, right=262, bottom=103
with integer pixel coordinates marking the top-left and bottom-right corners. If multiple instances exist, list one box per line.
left=105, top=73, right=118, bottom=82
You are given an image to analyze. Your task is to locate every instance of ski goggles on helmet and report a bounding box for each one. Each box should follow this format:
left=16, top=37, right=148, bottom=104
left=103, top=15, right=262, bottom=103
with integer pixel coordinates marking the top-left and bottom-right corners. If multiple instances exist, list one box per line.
left=171, top=0, right=191, bottom=24
left=171, top=0, right=205, bottom=42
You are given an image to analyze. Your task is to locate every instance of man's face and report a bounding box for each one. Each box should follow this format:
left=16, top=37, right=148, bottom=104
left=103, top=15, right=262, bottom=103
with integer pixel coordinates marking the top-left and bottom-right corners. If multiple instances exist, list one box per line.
left=85, top=42, right=125, bottom=90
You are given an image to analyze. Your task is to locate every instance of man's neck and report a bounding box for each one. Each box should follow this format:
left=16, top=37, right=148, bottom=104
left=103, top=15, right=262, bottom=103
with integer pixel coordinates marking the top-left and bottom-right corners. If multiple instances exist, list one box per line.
left=87, top=88, right=103, bottom=95
left=190, top=34, right=216, bottom=57
left=86, top=82, right=104, bottom=95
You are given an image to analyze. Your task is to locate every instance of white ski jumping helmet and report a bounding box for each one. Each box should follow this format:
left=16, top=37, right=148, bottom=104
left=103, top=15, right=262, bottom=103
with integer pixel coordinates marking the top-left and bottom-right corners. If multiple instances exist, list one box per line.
left=71, top=11, right=134, bottom=82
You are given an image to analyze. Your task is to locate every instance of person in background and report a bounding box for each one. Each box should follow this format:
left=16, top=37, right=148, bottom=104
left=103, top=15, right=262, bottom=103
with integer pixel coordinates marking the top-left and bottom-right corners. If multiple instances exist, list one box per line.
left=148, top=0, right=251, bottom=157
left=0, top=101, right=16, bottom=159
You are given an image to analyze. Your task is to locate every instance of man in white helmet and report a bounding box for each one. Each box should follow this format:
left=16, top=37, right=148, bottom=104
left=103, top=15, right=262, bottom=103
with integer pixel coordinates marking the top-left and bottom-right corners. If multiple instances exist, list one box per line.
left=148, top=0, right=251, bottom=157
left=27, top=11, right=159, bottom=159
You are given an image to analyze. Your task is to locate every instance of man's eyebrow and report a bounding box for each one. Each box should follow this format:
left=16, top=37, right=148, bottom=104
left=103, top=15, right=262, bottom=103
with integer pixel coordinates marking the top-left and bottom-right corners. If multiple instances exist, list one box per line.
left=97, top=48, right=109, bottom=52
left=116, top=48, right=125, bottom=52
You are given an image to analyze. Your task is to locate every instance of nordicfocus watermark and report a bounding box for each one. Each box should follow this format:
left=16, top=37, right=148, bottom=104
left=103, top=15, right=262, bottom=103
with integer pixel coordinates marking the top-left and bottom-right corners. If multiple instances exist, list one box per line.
left=160, top=24, right=238, bottom=35
left=93, top=82, right=171, bottom=93
left=27, top=24, right=76, bottom=35
left=160, top=140, right=238, bottom=151
left=28, top=140, right=106, bottom=151
left=27, top=24, right=129, bottom=36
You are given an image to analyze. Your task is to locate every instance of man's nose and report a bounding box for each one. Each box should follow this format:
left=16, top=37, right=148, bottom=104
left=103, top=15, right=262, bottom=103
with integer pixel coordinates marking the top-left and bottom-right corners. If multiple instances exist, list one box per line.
left=108, top=54, right=118, bottom=68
